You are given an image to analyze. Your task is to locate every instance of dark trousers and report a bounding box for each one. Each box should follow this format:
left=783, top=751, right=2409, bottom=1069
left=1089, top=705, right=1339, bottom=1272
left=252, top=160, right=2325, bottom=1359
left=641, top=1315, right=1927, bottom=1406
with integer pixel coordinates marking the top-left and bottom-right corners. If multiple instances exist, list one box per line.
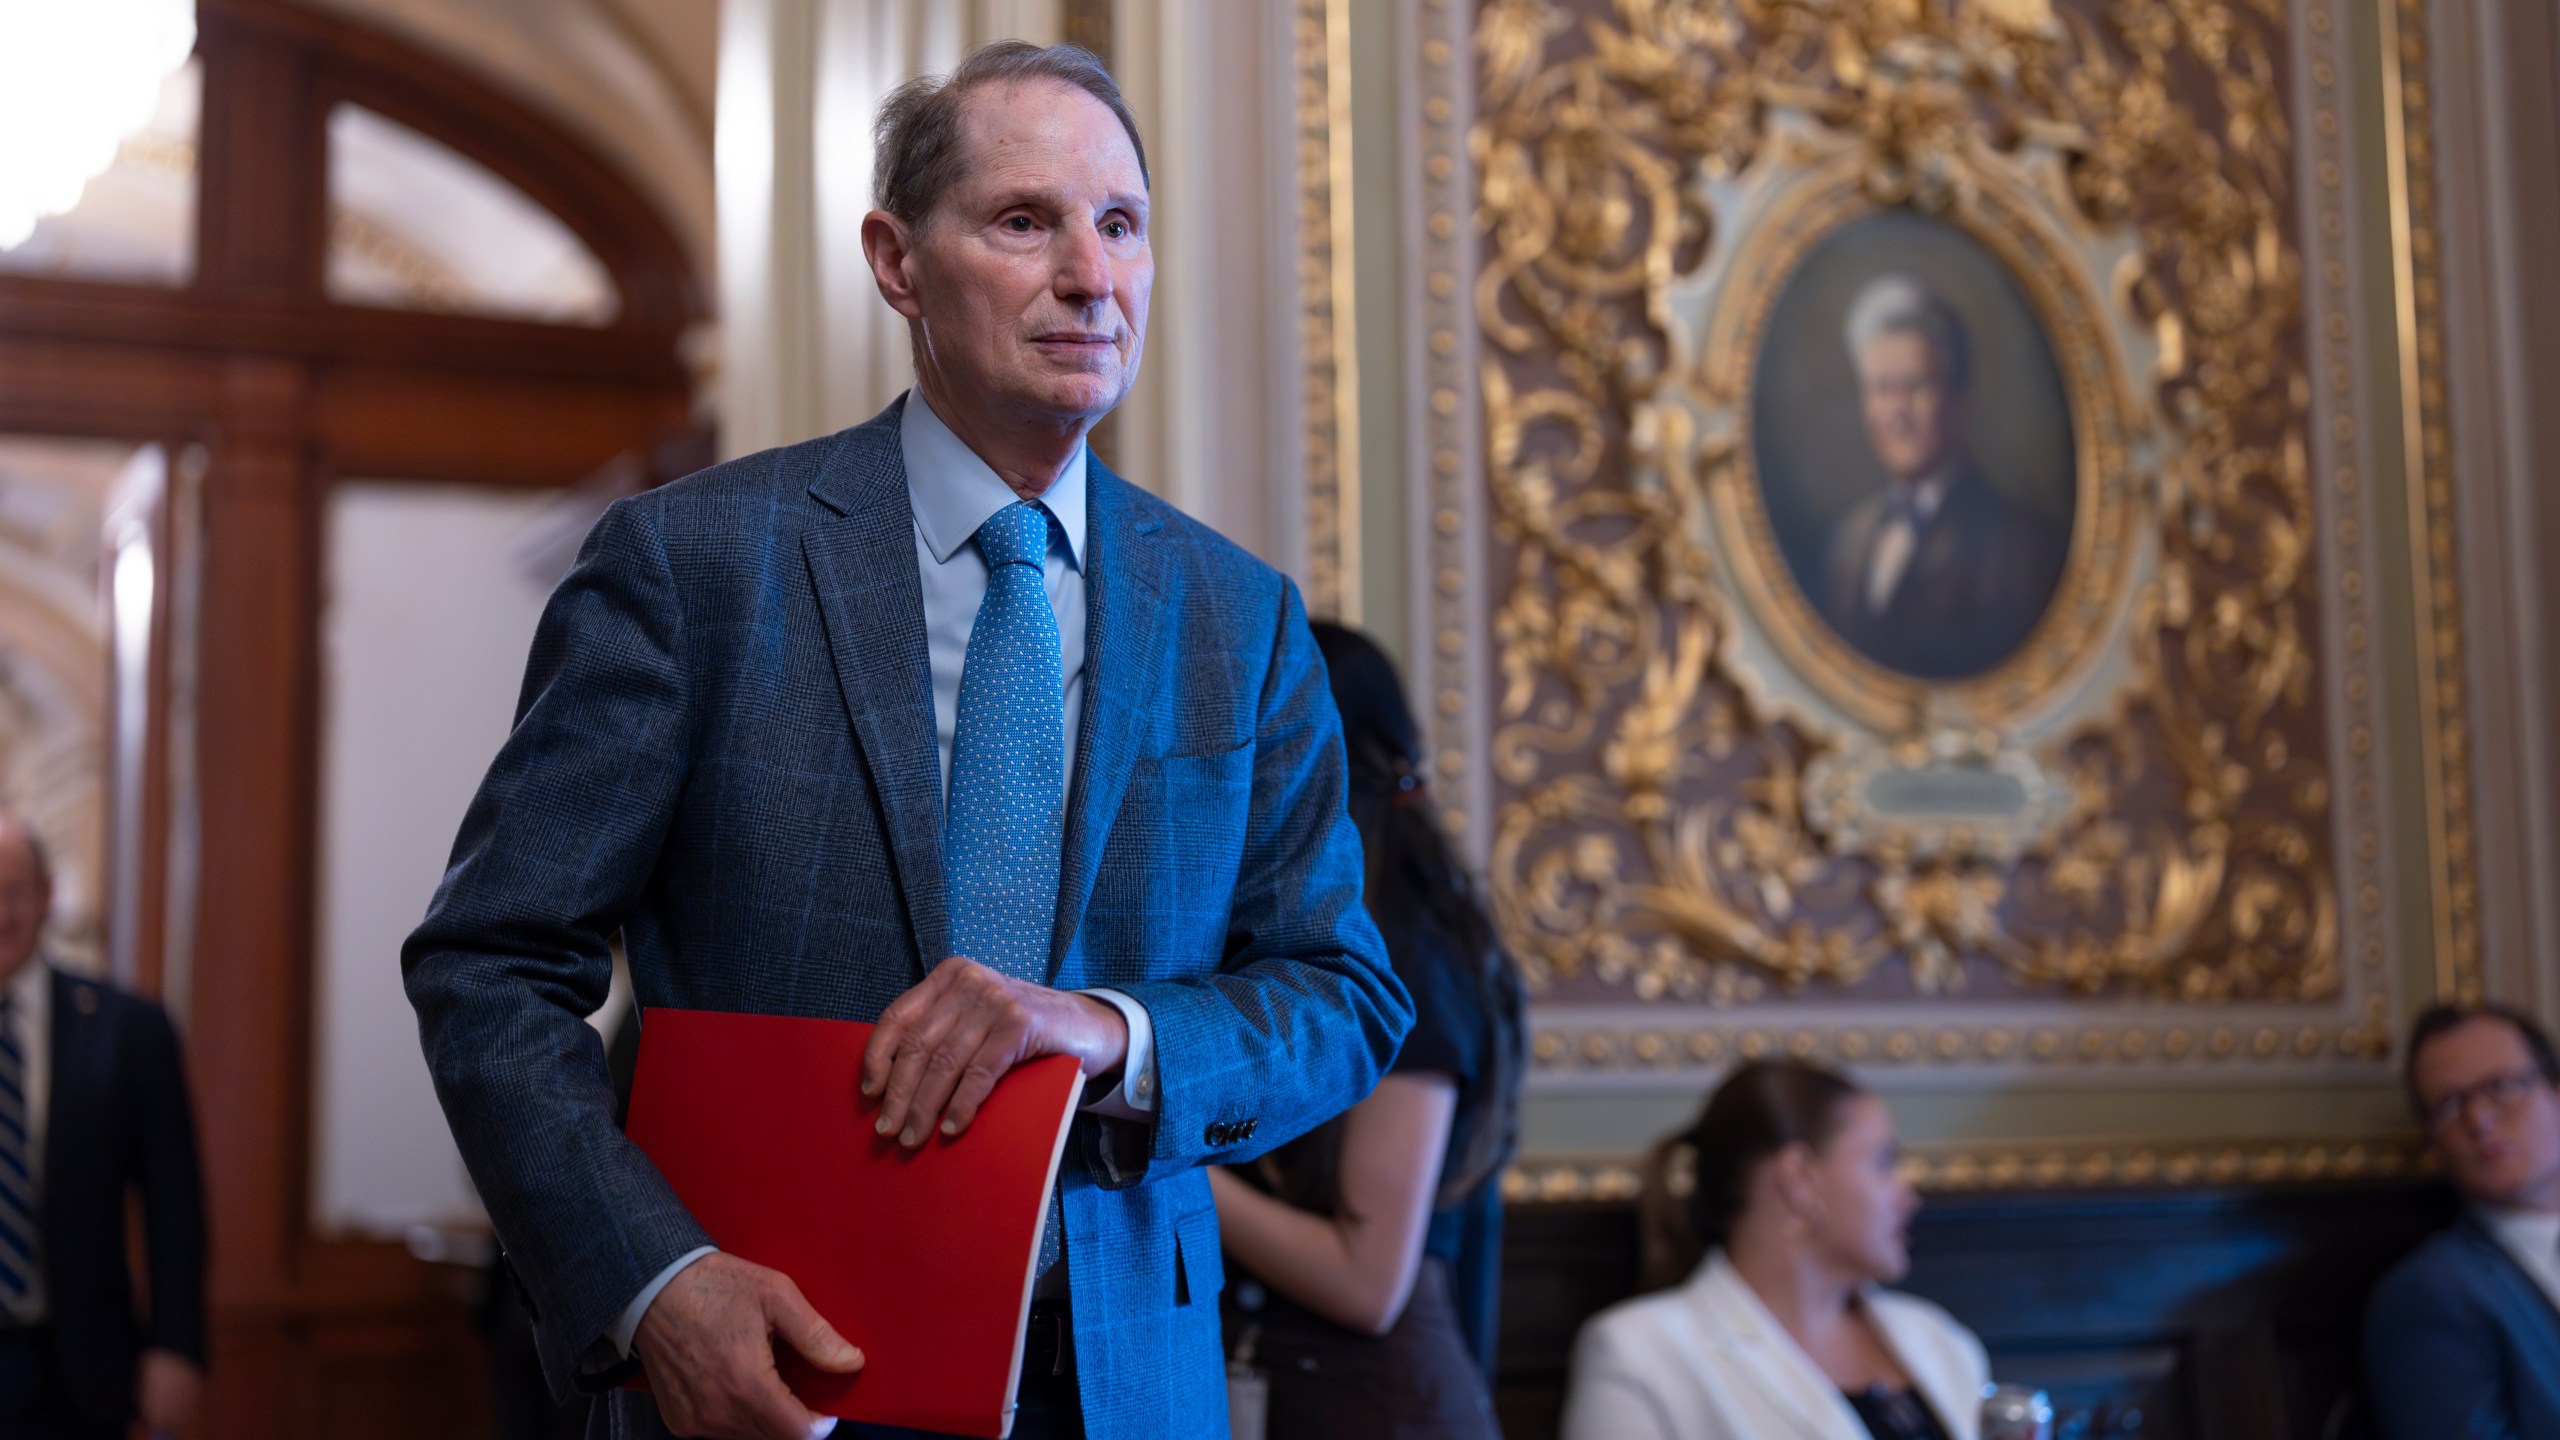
left=851, top=1301, right=1085, bottom=1440
left=0, top=1328, right=117, bottom=1440
left=1240, top=1258, right=1499, bottom=1440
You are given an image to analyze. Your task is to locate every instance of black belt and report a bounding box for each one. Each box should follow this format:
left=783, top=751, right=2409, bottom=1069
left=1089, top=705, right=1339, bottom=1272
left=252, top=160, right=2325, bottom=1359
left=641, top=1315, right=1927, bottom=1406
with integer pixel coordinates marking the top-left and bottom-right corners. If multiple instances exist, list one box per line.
left=1022, top=1300, right=1073, bottom=1384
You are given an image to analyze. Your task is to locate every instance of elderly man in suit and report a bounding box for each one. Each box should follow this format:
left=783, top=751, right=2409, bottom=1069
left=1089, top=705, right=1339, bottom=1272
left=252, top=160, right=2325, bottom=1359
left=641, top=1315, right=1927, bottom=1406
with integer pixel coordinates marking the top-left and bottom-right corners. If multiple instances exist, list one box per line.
left=0, top=812, right=206, bottom=1440
left=1820, top=276, right=2067, bottom=680
left=403, top=40, right=1410, bottom=1440
left=2365, top=1003, right=2560, bottom=1437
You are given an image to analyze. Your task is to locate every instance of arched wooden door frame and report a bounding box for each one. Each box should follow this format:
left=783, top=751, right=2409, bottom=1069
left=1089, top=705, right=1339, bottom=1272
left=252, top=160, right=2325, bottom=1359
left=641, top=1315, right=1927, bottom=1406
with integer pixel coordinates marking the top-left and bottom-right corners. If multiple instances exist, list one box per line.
left=0, top=2, right=707, bottom=1434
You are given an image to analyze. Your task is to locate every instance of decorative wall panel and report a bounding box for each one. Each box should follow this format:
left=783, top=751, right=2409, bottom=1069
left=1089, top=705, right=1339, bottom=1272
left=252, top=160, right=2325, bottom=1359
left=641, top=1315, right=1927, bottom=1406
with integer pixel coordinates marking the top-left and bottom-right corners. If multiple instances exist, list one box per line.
left=2377, top=0, right=2479, bottom=1003
left=1384, top=0, right=2465, bottom=1093
left=1294, top=0, right=1362, bottom=621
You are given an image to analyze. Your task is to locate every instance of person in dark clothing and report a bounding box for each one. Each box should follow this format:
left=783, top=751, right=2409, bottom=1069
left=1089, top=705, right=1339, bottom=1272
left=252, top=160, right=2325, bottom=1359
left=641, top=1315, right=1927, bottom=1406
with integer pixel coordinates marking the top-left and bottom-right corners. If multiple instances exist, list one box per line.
left=1213, top=622, right=1525, bottom=1439
left=0, top=810, right=206, bottom=1440
left=2365, top=1003, right=2560, bottom=1438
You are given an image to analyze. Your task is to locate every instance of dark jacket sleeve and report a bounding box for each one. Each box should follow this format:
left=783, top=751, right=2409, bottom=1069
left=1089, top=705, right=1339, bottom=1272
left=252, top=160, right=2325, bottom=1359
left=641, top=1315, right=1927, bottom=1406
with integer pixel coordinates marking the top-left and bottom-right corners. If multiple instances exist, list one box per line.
left=1082, top=575, right=1412, bottom=1189
left=131, top=999, right=206, bottom=1364
left=401, top=497, right=711, bottom=1394
left=2365, top=1248, right=2521, bottom=1440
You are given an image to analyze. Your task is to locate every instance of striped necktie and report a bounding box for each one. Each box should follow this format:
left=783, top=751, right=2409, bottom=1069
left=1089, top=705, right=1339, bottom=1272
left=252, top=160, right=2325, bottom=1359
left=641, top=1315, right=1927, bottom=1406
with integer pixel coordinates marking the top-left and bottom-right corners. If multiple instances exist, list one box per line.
left=0, top=993, right=34, bottom=1311
left=945, top=501, right=1067, bottom=1275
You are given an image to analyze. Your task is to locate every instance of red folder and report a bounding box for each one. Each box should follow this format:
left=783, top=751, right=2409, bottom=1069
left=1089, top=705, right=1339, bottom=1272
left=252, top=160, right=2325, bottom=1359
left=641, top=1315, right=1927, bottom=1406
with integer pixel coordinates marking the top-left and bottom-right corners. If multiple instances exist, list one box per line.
left=624, top=1008, right=1084, bottom=1438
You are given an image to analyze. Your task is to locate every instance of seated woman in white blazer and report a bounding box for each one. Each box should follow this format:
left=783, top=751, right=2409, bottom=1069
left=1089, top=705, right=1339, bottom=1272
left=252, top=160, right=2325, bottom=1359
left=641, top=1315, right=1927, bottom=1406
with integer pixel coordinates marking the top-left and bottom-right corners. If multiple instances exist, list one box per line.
left=1562, top=1061, right=1988, bottom=1440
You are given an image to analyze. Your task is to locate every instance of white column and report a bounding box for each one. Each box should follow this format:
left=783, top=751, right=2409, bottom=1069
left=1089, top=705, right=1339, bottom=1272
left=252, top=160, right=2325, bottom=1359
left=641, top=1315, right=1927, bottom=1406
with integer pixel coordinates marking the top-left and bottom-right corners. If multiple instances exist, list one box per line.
left=2425, top=0, right=2560, bottom=1020
left=717, top=0, right=1064, bottom=459
left=1108, top=0, right=1305, bottom=571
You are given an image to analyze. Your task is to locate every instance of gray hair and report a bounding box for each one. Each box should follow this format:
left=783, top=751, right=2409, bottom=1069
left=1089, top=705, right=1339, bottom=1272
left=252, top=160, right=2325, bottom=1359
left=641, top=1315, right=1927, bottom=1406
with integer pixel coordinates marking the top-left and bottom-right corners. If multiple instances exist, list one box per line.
left=1844, top=275, right=1971, bottom=393
left=873, top=41, right=1150, bottom=229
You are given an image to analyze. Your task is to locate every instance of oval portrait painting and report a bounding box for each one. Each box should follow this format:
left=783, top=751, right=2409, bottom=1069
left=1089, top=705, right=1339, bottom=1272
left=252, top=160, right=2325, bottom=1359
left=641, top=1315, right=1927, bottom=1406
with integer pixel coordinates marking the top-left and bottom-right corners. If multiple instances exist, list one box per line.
left=1748, top=208, right=2077, bottom=682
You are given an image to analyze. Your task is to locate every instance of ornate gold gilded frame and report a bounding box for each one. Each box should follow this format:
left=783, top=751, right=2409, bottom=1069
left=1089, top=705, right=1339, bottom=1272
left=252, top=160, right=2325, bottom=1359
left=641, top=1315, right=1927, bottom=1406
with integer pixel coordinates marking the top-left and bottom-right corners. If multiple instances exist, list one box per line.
left=1327, top=0, right=2487, bottom=1197
left=1504, top=1135, right=2431, bottom=1203
left=2378, top=0, right=2482, bottom=1003
left=1293, top=0, right=1363, bottom=622
left=1475, top=0, right=2358, bottom=1023
left=1339, top=0, right=2493, bottom=1121
left=1695, top=164, right=2141, bottom=737
left=1407, top=0, right=1490, bottom=849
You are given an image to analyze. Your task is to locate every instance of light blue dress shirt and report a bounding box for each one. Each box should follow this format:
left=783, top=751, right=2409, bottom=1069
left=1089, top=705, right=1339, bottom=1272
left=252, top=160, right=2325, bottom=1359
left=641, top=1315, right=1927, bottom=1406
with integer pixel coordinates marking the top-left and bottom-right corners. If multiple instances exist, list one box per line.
left=903, top=382, right=1090, bottom=799
left=607, top=390, right=1159, bottom=1355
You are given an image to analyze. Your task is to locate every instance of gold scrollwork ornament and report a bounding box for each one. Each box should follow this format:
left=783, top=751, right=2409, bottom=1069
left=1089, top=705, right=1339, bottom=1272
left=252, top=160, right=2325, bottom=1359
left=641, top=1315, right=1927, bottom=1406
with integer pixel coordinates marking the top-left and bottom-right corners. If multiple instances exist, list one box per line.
left=1478, top=0, right=2335, bottom=1004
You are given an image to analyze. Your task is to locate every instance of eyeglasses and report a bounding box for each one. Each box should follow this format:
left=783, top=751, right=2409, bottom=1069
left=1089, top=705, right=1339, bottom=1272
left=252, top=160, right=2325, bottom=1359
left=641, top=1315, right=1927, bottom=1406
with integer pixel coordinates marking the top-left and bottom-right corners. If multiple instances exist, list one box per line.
left=2421, top=1069, right=2552, bottom=1132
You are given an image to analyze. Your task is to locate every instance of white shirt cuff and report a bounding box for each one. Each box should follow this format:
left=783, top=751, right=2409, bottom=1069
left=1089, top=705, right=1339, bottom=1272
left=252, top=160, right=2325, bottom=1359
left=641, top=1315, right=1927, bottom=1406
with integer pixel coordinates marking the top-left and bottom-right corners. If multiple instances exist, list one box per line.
left=1077, top=988, right=1157, bottom=1120
left=610, top=1245, right=718, bottom=1357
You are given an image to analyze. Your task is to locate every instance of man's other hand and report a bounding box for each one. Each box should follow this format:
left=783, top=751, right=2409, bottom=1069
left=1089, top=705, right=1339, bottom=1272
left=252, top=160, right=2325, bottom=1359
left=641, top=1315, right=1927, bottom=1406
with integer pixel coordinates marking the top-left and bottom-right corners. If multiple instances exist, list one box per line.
left=862, top=957, right=1131, bottom=1147
left=632, top=1253, right=861, bottom=1440
left=138, top=1348, right=202, bottom=1439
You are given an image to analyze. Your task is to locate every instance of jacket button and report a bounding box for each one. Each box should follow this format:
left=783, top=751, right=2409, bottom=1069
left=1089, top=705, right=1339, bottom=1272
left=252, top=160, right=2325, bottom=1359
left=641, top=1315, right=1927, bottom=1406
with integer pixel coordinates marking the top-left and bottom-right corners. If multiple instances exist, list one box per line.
left=1204, top=1122, right=1226, bottom=1147
left=1239, top=1118, right=1257, bottom=1141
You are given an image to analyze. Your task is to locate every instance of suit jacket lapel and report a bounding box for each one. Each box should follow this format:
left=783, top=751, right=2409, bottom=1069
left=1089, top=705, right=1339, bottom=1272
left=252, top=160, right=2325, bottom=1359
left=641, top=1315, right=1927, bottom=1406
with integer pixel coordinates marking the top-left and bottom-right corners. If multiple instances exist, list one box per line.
left=804, top=407, right=949, bottom=976
left=1915, top=467, right=1992, bottom=578
left=1867, top=1292, right=1974, bottom=1439
left=1051, top=461, right=1169, bottom=982
left=41, top=967, right=87, bottom=1195
left=1691, top=1255, right=1867, bottom=1440
left=2460, top=1211, right=2560, bottom=1337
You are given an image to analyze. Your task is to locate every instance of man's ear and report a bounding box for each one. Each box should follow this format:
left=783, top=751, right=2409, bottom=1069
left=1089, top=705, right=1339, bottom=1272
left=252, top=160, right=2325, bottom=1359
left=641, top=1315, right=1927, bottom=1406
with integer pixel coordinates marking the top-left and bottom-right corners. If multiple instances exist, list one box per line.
left=861, top=210, right=927, bottom=321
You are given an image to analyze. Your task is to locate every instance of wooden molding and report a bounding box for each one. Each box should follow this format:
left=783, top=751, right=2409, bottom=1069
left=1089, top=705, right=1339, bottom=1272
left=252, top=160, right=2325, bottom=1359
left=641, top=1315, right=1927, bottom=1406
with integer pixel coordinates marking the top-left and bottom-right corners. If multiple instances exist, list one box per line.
left=199, top=0, right=707, bottom=336
left=0, top=5, right=708, bottom=1436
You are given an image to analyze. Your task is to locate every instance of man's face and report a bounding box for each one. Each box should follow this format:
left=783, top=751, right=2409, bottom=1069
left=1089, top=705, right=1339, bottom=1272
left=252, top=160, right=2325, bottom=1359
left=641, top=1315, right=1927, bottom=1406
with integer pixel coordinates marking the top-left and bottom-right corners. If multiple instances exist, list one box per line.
left=0, top=830, right=46, bottom=983
left=896, top=80, right=1151, bottom=431
left=1856, top=329, right=1961, bottom=484
left=2412, top=1017, right=2560, bottom=1209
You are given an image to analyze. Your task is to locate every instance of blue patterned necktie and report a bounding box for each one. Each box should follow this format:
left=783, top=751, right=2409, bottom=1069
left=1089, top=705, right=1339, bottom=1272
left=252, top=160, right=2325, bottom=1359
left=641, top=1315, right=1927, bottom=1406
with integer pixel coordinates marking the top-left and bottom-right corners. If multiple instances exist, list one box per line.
left=944, top=501, right=1066, bottom=1273
left=0, top=994, right=34, bottom=1313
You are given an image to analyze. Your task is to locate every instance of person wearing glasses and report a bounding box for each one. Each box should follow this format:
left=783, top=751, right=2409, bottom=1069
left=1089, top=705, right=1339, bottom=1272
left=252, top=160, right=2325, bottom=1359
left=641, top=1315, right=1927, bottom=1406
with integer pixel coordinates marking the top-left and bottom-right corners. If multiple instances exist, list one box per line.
left=2365, top=1003, right=2560, bottom=1438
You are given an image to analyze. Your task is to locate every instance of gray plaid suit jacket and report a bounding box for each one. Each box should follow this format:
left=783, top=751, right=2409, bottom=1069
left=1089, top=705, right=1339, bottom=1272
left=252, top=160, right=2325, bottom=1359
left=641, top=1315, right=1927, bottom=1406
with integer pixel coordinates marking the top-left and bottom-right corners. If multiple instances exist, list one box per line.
left=403, top=398, right=1412, bottom=1439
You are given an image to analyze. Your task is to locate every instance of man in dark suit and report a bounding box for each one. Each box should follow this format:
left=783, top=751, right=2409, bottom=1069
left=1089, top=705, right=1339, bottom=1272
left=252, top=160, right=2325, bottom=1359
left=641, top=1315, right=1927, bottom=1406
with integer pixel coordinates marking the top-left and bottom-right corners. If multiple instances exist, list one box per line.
left=2366, top=1003, right=2560, bottom=1438
left=1820, top=276, right=2067, bottom=680
left=0, top=811, right=206, bottom=1440
left=404, top=40, right=1410, bottom=1440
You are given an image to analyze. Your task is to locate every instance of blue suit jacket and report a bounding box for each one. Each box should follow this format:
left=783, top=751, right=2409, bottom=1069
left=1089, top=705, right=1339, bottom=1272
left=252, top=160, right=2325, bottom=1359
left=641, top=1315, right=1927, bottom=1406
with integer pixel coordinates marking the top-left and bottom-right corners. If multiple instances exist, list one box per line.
left=403, top=400, right=1412, bottom=1439
left=2365, top=1210, right=2560, bottom=1439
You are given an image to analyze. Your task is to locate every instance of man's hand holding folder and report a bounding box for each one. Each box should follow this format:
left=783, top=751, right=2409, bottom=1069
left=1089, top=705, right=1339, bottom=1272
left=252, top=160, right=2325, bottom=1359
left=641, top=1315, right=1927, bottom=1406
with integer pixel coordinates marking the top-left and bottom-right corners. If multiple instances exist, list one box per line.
left=860, top=956, right=1129, bottom=1149
left=626, top=958, right=1124, bottom=1440
left=634, top=1254, right=862, bottom=1440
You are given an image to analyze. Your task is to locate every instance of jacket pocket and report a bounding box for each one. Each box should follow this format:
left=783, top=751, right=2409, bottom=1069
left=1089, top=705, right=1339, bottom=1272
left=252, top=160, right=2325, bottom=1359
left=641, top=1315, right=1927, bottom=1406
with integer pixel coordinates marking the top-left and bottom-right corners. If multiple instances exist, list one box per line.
left=1174, top=1202, right=1225, bottom=1307
left=1140, top=735, right=1254, bottom=783
left=1106, top=746, right=1256, bottom=951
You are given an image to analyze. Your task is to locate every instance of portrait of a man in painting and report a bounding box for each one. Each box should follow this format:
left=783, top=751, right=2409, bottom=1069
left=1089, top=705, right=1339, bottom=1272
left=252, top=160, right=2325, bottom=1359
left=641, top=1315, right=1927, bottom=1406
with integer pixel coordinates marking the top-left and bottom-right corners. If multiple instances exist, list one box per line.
left=1751, top=212, right=2076, bottom=682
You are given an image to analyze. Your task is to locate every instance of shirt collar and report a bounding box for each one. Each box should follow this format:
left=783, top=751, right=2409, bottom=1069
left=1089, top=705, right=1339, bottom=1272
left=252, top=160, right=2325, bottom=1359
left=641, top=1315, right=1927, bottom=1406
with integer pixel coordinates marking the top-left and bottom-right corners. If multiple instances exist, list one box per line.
left=5, top=955, right=44, bottom=1015
left=1895, top=460, right=1960, bottom=524
left=2481, top=1203, right=2560, bottom=1257
left=899, top=388, right=1088, bottom=570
